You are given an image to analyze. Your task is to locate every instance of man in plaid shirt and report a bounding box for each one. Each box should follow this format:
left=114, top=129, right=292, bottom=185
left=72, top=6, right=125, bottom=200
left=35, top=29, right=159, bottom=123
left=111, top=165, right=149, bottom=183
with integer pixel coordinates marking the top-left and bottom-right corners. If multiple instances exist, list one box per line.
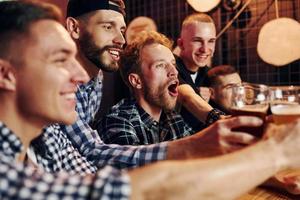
left=0, top=1, right=129, bottom=198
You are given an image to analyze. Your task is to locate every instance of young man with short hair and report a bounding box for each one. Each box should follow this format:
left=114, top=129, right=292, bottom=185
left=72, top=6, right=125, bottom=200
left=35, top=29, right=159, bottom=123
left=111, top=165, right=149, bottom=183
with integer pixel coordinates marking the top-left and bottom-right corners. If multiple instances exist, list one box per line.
left=207, top=65, right=242, bottom=114
left=176, top=13, right=224, bottom=131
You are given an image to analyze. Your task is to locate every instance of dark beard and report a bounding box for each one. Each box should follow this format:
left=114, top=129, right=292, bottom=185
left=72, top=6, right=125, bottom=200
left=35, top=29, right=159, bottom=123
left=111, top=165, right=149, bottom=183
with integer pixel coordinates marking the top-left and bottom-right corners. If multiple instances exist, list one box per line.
left=78, top=30, right=119, bottom=72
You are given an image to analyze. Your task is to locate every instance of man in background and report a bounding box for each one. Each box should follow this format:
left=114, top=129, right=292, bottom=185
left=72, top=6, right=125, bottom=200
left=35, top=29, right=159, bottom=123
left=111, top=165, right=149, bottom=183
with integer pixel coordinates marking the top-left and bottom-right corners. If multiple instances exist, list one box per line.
left=207, top=65, right=242, bottom=114
left=176, top=13, right=224, bottom=131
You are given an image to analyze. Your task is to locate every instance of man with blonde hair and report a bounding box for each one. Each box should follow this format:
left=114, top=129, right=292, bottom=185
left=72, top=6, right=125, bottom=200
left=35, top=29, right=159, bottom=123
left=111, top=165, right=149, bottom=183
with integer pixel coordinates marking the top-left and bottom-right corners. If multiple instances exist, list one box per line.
left=176, top=13, right=223, bottom=131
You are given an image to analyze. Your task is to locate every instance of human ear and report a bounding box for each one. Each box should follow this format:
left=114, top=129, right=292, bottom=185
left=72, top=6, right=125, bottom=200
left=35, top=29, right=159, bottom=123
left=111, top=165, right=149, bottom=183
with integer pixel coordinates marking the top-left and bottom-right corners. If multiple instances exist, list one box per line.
left=0, top=60, right=16, bottom=91
left=66, top=17, right=80, bottom=40
left=128, top=73, right=142, bottom=89
left=209, top=87, right=215, bottom=100
left=177, top=38, right=184, bottom=50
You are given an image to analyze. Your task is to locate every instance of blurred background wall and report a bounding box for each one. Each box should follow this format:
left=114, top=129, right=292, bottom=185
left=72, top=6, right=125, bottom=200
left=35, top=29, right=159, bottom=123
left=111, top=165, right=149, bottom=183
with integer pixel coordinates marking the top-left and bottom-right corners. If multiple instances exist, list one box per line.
left=125, top=0, right=300, bottom=86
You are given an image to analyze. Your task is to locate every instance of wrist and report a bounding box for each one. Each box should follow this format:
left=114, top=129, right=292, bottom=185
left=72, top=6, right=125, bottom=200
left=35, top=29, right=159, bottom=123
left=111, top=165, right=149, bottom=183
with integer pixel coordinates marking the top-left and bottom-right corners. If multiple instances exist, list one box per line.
left=267, top=138, right=288, bottom=172
left=205, top=108, right=226, bottom=126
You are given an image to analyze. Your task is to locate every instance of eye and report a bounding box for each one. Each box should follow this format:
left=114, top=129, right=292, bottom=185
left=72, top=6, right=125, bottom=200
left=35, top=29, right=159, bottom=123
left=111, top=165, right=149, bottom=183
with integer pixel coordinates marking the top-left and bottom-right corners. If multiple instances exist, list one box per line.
left=156, top=63, right=167, bottom=68
left=54, top=58, right=67, bottom=64
left=103, top=24, right=112, bottom=30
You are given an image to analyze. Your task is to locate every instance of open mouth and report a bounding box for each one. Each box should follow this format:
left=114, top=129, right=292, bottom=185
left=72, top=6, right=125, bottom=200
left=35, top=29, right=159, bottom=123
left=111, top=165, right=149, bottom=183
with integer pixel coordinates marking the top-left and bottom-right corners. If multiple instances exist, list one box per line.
left=168, top=80, right=179, bottom=97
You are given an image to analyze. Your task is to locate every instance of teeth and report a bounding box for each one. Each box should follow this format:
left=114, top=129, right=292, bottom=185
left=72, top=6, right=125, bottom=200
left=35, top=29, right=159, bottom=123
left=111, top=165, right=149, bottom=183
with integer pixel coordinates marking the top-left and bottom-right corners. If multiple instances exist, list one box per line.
left=109, top=50, right=119, bottom=56
left=63, top=93, right=75, bottom=100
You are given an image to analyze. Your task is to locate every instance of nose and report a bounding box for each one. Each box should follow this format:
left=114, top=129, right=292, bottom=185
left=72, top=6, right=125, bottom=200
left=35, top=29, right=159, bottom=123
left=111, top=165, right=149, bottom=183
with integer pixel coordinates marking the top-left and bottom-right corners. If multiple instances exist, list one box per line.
left=200, top=42, right=209, bottom=53
left=70, top=59, right=89, bottom=84
left=113, top=30, right=126, bottom=47
left=168, top=63, right=178, bottom=78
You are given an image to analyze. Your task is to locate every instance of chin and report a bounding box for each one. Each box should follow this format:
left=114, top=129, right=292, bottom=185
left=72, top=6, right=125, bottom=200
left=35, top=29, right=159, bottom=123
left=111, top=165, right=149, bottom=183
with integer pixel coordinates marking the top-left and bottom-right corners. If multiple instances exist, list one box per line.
left=163, top=101, right=176, bottom=111
left=60, top=113, right=77, bottom=125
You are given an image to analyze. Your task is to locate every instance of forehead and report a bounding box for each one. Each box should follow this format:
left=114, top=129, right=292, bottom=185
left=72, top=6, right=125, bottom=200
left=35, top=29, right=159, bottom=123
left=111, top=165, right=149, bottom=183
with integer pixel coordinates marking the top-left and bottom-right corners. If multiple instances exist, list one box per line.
left=216, top=73, right=242, bottom=86
left=140, top=43, right=174, bottom=63
left=27, top=20, right=76, bottom=55
left=182, top=22, right=216, bottom=39
left=88, top=9, right=126, bottom=26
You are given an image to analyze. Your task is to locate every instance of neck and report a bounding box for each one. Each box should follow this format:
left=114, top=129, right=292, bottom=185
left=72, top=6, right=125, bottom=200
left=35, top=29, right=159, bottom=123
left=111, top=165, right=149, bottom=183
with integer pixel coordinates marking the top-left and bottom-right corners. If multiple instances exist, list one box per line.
left=0, top=96, right=44, bottom=162
left=77, top=50, right=99, bottom=80
left=136, top=96, right=162, bottom=122
left=179, top=55, right=201, bottom=73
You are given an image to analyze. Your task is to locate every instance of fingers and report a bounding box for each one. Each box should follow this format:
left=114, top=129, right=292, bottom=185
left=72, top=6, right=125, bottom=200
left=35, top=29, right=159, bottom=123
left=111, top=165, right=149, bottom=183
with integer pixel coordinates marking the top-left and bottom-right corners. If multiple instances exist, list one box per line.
left=220, top=142, right=244, bottom=154
left=283, top=176, right=300, bottom=194
left=222, top=132, right=257, bottom=145
left=221, top=116, right=263, bottom=129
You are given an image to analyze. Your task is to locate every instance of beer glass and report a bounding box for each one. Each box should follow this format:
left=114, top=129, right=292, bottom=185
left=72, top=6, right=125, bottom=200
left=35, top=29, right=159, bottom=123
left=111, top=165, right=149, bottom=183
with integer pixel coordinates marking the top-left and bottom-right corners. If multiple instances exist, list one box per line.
left=269, top=86, right=300, bottom=124
left=230, top=83, right=269, bottom=137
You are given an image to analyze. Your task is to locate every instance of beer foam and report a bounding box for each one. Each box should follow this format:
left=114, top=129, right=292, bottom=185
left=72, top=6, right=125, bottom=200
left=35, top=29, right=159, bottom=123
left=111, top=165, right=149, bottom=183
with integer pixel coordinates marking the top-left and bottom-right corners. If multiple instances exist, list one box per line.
left=231, top=104, right=269, bottom=112
left=271, top=104, right=300, bottom=115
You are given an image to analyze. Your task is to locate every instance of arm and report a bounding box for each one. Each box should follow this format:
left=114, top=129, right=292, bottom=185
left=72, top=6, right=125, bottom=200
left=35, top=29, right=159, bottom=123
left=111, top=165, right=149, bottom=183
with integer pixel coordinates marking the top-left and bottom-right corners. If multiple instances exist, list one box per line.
left=35, top=124, right=167, bottom=171
left=177, top=84, right=217, bottom=123
left=0, top=156, right=130, bottom=199
left=129, top=120, right=300, bottom=200
left=167, top=116, right=262, bottom=159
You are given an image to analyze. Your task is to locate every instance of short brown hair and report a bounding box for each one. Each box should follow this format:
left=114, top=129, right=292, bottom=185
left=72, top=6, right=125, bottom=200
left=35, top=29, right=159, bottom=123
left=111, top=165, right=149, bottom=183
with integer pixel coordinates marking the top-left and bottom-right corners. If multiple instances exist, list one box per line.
left=207, top=65, right=238, bottom=86
left=0, top=0, right=62, bottom=61
left=119, top=31, right=173, bottom=90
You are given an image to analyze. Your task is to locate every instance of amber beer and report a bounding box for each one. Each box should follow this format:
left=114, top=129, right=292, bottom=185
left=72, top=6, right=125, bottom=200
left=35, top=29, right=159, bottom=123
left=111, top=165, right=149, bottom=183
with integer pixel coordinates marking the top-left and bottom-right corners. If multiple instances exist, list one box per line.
left=271, top=104, right=300, bottom=124
left=230, top=105, right=269, bottom=137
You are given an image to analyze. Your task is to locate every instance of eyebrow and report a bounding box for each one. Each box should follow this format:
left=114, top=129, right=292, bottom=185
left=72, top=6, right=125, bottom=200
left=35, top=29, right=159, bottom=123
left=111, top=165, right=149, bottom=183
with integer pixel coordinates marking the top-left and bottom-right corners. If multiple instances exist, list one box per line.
left=47, top=48, right=74, bottom=58
left=151, top=58, right=176, bottom=66
left=192, top=37, right=216, bottom=40
left=97, top=20, right=126, bottom=30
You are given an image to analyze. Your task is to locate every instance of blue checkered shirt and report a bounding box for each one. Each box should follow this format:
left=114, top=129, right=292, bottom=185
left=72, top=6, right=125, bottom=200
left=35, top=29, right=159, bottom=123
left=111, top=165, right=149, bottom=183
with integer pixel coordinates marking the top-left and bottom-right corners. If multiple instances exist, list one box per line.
left=32, top=71, right=167, bottom=173
left=0, top=121, right=130, bottom=199
left=97, top=98, right=194, bottom=145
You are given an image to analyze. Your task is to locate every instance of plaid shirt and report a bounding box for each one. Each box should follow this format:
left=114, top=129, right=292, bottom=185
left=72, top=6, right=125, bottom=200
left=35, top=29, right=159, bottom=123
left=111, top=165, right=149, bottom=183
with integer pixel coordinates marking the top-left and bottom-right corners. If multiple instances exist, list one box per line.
left=97, top=98, right=194, bottom=145
left=0, top=121, right=130, bottom=200
left=32, top=71, right=167, bottom=173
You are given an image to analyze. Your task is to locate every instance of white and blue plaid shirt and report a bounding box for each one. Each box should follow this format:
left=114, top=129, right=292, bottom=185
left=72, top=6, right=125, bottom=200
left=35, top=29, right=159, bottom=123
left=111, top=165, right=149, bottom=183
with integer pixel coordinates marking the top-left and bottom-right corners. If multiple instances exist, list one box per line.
left=0, top=121, right=130, bottom=199
left=32, top=71, right=167, bottom=174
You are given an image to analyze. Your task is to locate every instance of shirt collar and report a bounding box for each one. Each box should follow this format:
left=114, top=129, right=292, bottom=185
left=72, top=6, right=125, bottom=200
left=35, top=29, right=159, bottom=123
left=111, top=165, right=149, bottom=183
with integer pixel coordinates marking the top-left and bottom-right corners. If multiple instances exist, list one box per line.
left=0, top=121, right=24, bottom=160
left=135, top=101, right=167, bottom=129
left=78, top=70, right=103, bottom=92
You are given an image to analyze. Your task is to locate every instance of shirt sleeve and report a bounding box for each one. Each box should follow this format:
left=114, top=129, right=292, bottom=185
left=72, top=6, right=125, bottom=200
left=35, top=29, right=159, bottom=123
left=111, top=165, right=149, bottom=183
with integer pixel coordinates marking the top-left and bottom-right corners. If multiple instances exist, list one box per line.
left=0, top=155, right=130, bottom=200
left=61, top=119, right=167, bottom=169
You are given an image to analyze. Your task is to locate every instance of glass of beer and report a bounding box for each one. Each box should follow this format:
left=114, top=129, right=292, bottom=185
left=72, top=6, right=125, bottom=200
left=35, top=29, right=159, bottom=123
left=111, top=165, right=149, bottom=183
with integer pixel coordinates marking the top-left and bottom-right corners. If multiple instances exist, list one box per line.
left=229, top=83, right=269, bottom=137
left=269, top=86, right=300, bottom=124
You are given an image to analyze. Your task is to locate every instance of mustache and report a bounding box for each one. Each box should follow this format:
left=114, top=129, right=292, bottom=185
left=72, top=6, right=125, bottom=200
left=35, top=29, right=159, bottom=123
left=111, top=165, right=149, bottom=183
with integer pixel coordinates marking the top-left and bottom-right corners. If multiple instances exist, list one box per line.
left=162, top=77, right=179, bottom=89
